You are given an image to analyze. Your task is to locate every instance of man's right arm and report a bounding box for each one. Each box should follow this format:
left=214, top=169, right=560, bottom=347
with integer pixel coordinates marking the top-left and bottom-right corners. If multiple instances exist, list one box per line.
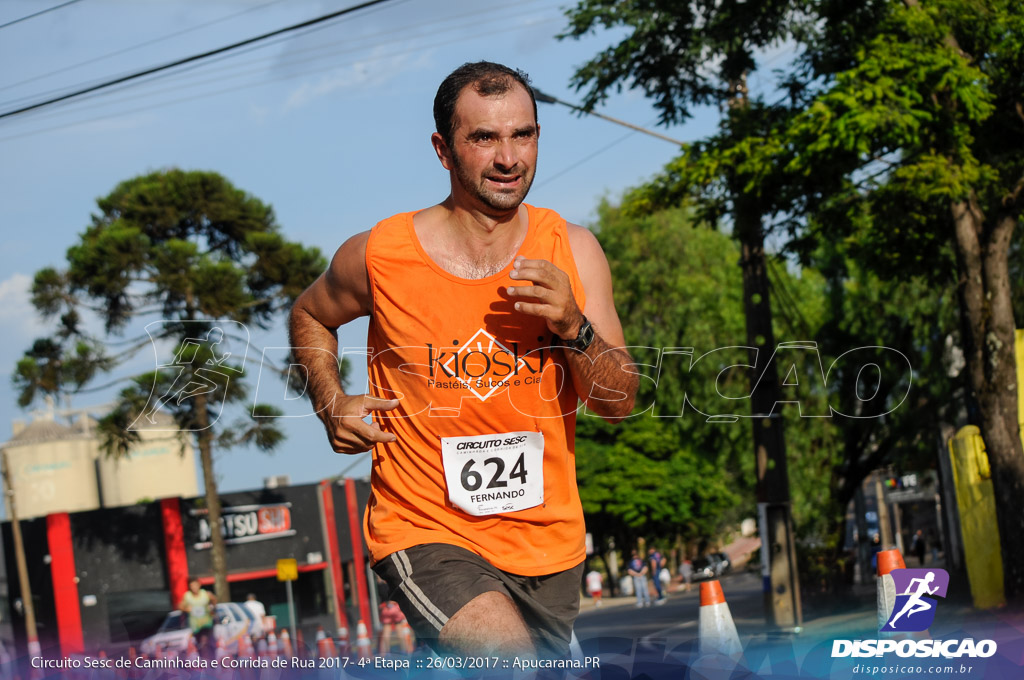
left=288, top=231, right=398, bottom=454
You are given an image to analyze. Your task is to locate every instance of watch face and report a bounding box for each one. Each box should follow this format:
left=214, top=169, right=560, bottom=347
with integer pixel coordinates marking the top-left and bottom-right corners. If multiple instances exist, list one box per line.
left=576, top=319, right=595, bottom=350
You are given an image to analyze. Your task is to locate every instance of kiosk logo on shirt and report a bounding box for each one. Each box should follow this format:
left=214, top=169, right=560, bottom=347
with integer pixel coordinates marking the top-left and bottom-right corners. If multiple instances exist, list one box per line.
left=426, top=328, right=547, bottom=401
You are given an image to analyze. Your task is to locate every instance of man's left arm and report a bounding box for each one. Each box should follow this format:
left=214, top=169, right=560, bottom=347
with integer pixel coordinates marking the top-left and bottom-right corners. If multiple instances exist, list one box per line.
left=507, top=224, right=637, bottom=422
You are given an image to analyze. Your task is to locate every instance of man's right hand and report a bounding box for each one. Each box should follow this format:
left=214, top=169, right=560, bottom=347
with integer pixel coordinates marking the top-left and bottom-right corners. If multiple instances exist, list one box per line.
left=317, top=394, right=399, bottom=454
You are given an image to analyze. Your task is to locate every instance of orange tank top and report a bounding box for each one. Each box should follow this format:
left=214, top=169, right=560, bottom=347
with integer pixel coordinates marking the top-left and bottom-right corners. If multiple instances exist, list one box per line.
left=363, top=204, right=586, bottom=576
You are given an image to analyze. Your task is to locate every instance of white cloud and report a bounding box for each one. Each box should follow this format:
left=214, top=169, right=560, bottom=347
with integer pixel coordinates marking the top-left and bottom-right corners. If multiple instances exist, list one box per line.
left=282, top=48, right=431, bottom=113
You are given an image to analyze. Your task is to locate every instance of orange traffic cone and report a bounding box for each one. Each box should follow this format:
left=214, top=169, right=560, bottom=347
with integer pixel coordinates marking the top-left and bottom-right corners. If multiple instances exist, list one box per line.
left=266, top=630, right=278, bottom=658
left=316, top=626, right=336, bottom=658
left=280, top=629, right=294, bottom=658
left=127, top=647, right=139, bottom=680
left=355, top=620, right=372, bottom=659
left=697, top=580, right=742, bottom=657
left=215, top=636, right=229, bottom=661
left=399, top=621, right=415, bottom=655
left=27, top=639, right=42, bottom=680
left=185, top=637, right=199, bottom=662
left=295, top=629, right=306, bottom=659
left=257, top=638, right=270, bottom=662
left=336, top=624, right=350, bottom=657
left=240, top=634, right=256, bottom=659
left=877, top=548, right=907, bottom=631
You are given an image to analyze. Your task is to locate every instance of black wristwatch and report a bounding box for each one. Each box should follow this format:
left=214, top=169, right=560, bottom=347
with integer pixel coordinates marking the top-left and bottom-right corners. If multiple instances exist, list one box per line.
left=560, top=316, right=595, bottom=352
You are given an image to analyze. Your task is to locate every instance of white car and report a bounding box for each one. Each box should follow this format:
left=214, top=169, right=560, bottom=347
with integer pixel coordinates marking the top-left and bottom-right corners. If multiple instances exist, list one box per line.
left=140, top=603, right=251, bottom=656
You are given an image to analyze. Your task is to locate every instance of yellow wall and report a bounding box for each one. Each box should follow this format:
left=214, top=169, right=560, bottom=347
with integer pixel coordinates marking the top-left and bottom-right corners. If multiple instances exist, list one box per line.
left=1017, top=329, right=1023, bottom=448
left=949, top=426, right=1005, bottom=609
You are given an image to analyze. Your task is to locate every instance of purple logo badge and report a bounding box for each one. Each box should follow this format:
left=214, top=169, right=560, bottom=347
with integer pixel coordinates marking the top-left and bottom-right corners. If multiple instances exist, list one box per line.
left=883, top=568, right=949, bottom=632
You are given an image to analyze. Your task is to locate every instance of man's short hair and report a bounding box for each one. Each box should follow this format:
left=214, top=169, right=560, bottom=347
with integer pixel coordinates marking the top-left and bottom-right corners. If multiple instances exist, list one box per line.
left=433, top=61, right=537, bottom=148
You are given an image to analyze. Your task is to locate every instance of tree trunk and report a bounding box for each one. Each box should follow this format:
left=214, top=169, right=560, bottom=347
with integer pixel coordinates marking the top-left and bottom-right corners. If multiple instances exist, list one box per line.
left=195, top=390, right=230, bottom=603
left=950, top=197, right=1024, bottom=603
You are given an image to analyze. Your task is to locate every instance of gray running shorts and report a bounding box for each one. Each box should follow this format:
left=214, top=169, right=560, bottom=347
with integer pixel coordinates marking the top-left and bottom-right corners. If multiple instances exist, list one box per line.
left=372, top=543, right=584, bottom=658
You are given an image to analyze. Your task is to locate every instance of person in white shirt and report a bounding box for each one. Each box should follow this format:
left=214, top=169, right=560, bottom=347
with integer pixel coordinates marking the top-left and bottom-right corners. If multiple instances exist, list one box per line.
left=242, top=593, right=266, bottom=638
left=586, top=570, right=604, bottom=607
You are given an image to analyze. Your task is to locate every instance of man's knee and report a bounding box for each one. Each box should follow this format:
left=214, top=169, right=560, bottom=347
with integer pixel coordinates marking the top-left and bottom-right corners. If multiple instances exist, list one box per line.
left=438, top=590, right=534, bottom=657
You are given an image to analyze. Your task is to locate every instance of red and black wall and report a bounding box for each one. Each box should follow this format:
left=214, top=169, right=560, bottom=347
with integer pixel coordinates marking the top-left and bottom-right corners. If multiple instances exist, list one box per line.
left=0, top=478, right=374, bottom=657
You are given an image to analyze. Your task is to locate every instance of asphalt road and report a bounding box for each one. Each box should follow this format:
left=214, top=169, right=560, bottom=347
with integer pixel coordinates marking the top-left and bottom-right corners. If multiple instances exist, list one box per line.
left=574, top=570, right=766, bottom=647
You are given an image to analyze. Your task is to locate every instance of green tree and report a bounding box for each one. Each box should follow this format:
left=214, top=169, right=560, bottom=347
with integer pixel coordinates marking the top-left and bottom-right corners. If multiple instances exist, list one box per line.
left=563, top=0, right=1024, bottom=604
left=14, top=169, right=326, bottom=602
left=776, top=0, right=1024, bottom=601
left=583, top=202, right=866, bottom=598
left=578, top=204, right=751, bottom=558
left=562, top=0, right=817, bottom=623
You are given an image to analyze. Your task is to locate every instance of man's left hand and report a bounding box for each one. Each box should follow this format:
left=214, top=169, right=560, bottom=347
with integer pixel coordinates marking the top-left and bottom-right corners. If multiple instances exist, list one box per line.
left=506, top=256, right=583, bottom=340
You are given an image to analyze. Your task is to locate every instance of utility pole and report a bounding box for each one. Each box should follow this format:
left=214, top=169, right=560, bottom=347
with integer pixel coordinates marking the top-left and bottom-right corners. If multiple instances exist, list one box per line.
left=736, top=191, right=803, bottom=629
left=1, top=450, right=40, bottom=658
left=725, top=69, right=802, bottom=631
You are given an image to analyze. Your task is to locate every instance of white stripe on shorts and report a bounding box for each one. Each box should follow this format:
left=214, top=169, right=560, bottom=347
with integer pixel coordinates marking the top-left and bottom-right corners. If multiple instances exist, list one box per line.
left=391, top=550, right=449, bottom=632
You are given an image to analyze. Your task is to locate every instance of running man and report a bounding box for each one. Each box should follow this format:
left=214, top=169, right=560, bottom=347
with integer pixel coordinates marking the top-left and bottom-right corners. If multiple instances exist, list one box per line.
left=141, top=327, right=231, bottom=425
left=290, top=61, right=637, bottom=659
left=887, top=572, right=940, bottom=628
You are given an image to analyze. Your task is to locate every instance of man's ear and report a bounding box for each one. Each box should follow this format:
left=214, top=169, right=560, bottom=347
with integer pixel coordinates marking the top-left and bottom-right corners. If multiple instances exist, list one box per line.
left=431, top=132, right=453, bottom=171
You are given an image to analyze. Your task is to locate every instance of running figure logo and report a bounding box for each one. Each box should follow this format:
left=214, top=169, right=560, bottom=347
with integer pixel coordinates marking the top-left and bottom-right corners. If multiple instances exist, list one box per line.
left=883, top=568, right=950, bottom=632
left=130, top=320, right=249, bottom=432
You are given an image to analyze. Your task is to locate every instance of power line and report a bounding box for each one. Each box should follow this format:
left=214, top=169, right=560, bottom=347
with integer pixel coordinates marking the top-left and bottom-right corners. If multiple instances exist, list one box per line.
left=0, top=10, right=563, bottom=144
left=0, top=0, right=414, bottom=110
left=1, top=1, right=549, bottom=122
left=536, top=119, right=667, bottom=190
left=0, top=0, right=286, bottom=97
left=0, top=0, right=398, bottom=121
left=0, top=0, right=82, bottom=30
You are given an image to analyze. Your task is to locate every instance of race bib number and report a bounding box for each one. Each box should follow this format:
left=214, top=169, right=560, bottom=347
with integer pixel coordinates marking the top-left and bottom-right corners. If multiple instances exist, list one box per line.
left=441, top=431, right=544, bottom=516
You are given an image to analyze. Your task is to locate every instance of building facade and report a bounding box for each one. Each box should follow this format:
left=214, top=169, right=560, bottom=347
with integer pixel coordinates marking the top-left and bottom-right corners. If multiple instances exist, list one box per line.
left=1, top=478, right=374, bottom=658
left=3, top=410, right=198, bottom=519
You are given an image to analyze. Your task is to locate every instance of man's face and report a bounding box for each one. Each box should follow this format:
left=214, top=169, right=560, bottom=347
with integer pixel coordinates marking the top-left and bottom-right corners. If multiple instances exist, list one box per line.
left=440, top=83, right=538, bottom=214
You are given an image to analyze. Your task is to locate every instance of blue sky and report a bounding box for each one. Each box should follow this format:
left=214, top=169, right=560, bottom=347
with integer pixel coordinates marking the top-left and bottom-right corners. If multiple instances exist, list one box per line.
left=0, top=0, right=739, bottom=495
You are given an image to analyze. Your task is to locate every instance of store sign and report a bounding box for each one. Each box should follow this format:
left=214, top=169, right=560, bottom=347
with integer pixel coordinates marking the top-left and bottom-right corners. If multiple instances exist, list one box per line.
left=190, top=502, right=295, bottom=550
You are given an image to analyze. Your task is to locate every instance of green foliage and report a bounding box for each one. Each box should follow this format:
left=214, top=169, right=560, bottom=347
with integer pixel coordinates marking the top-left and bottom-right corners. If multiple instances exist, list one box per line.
left=15, top=169, right=328, bottom=600
left=780, top=0, right=1023, bottom=279
left=562, top=0, right=1024, bottom=563
left=560, top=0, right=808, bottom=122
left=577, top=204, right=753, bottom=548
left=15, top=169, right=326, bottom=433
left=59, top=169, right=323, bottom=333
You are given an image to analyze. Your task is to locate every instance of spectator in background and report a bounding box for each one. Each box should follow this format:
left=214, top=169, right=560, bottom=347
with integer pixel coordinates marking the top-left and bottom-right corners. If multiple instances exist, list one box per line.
left=647, top=547, right=667, bottom=605
left=243, top=593, right=266, bottom=639
left=911, top=529, right=927, bottom=567
left=586, top=569, right=604, bottom=607
left=627, top=550, right=651, bottom=608
left=679, top=558, right=694, bottom=592
left=870, top=533, right=882, bottom=573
